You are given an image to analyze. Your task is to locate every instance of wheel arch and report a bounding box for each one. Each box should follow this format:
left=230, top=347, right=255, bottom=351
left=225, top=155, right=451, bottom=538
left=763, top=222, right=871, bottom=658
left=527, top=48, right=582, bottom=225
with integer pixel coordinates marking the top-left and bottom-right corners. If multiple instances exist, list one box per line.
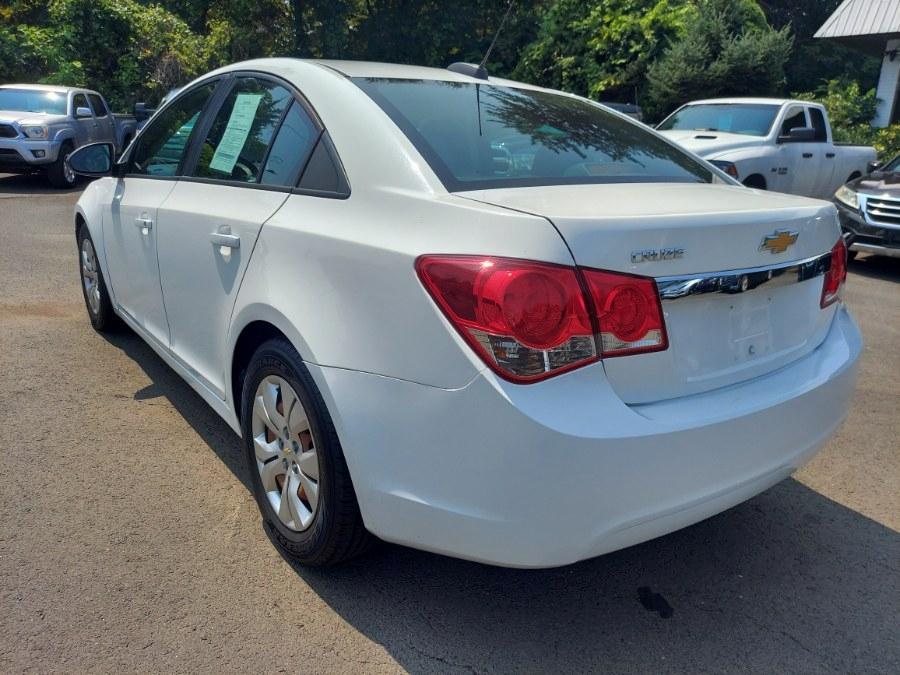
left=743, top=173, right=767, bottom=189
left=228, top=305, right=318, bottom=422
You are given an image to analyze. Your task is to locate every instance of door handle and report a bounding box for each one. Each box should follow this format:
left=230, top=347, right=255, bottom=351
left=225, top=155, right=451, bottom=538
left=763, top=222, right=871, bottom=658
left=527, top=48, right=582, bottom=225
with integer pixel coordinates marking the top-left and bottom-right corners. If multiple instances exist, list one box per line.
left=134, top=216, right=153, bottom=233
left=210, top=226, right=240, bottom=254
left=802, top=153, right=813, bottom=158
left=826, top=152, right=836, bottom=158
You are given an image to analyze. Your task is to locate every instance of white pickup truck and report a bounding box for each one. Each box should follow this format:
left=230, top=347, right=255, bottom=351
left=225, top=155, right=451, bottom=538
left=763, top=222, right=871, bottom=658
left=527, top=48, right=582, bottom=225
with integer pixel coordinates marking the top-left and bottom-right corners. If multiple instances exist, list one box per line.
left=657, top=98, right=876, bottom=200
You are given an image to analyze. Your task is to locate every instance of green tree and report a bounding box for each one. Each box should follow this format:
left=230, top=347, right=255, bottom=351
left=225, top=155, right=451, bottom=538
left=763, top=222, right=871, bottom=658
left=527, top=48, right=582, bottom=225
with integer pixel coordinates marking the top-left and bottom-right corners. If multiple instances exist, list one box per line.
left=757, top=0, right=880, bottom=92
left=514, top=0, right=690, bottom=102
left=645, top=0, right=792, bottom=119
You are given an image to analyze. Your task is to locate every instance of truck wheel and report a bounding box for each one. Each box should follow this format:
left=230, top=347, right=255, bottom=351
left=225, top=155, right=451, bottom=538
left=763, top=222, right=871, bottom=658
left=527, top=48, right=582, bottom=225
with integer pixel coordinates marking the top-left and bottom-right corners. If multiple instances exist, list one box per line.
left=47, top=141, right=76, bottom=189
left=241, top=338, right=373, bottom=566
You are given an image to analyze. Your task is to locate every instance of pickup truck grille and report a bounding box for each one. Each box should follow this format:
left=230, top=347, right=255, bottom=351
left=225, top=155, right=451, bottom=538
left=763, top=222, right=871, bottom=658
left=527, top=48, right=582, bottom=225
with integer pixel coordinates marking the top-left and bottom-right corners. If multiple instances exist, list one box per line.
left=0, top=124, right=18, bottom=138
left=865, top=196, right=900, bottom=226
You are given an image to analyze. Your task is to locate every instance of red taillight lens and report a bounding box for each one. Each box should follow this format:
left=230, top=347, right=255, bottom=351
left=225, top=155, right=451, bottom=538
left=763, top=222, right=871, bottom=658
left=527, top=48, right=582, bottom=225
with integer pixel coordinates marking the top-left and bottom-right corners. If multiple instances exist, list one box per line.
left=821, top=237, right=848, bottom=308
left=581, top=269, right=668, bottom=356
left=416, top=255, right=668, bottom=382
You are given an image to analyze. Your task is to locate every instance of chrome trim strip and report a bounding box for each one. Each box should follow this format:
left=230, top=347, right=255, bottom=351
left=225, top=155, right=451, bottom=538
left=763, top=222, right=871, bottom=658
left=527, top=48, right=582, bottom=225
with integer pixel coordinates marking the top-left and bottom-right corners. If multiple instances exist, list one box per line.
left=849, top=242, right=900, bottom=259
left=656, top=251, right=831, bottom=301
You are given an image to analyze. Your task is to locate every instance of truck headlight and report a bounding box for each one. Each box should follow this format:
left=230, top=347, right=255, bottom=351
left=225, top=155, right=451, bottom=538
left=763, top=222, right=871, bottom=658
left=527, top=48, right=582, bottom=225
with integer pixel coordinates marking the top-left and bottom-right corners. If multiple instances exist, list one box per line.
left=22, top=125, right=49, bottom=140
left=709, top=160, right=739, bottom=179
left=835, top=185, right=859, bottom=210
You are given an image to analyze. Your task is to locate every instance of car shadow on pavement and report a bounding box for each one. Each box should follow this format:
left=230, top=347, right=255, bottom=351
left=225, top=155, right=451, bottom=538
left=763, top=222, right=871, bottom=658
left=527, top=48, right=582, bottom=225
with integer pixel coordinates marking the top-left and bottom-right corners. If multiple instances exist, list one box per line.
left=849, top=253, right=900, bottom=282
left=0, top=172, right=83, bottom=195
left=103, top=328, right=900, bottom=673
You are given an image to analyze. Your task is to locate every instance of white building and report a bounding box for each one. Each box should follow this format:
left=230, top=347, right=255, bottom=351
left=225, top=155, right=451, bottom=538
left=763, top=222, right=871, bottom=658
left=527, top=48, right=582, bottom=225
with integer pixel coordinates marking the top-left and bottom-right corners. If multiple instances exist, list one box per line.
left=815, top=0, right=900, bottom=127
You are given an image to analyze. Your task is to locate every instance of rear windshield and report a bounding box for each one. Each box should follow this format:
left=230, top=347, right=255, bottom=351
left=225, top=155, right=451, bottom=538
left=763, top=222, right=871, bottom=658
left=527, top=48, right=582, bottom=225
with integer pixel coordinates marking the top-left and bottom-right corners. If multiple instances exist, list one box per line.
left=0, top=88, right=68, bottom=115
left=354, top=78, right=711, bottom=191
left=657, top=103, right=779, bottom=137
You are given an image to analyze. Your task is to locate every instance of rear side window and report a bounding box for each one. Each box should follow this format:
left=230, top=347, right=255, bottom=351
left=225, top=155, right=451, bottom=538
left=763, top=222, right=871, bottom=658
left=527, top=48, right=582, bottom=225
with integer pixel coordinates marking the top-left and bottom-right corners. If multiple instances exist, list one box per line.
left=260, top=101, right=318, bottom=186
left=87, top=94, right=107, bottom=117
left=808, top=107, right=828, bottom=142
left=193, top=77, right=293, bottom=184
left=129, top=82, right=217, bottom=177
left=780, top=107, right=806, bottom=136
left=354, top=78, right=711, bottom=191
left=297, top=133, right=349, bottom=196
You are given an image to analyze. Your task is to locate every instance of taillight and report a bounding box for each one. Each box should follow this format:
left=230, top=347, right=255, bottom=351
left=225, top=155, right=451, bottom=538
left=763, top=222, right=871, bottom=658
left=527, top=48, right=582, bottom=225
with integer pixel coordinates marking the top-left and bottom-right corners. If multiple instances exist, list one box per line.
left=581, top=269, right=669, bottom=356
left=416, top=255, right=668, bottom=383
left=821, top=237, right=847, bottom=308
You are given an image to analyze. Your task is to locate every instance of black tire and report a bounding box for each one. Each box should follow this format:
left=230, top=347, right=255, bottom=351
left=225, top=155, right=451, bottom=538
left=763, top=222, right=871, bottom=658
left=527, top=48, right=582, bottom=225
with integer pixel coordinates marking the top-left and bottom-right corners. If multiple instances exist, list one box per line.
left=76, top=223, right=118, bottom=331
left=47, top=141, right=76, bottom=189
left=241, top=338, right=373, bottom=566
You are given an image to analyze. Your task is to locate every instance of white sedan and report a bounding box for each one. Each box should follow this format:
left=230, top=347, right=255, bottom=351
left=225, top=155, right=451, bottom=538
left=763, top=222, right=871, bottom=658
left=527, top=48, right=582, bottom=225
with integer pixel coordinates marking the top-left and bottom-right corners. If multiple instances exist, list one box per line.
left=69, top=59, right=861, bottom=568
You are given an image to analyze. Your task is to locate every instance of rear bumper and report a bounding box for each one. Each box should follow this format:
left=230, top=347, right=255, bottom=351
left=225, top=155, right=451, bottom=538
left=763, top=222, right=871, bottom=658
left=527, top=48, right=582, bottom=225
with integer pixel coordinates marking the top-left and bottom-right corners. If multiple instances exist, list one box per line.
left=311, top=306, right=862, bottom=568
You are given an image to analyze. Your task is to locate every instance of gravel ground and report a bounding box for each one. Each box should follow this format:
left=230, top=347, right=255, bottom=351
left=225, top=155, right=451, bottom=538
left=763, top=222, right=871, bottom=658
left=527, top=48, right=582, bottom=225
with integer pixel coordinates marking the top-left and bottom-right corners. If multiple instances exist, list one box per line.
left=1, top=173, right=898, bottom=674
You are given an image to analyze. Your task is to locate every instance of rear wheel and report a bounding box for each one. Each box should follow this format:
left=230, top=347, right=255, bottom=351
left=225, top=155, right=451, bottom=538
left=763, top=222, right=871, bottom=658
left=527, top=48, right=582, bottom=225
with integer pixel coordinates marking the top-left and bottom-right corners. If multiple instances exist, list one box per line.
left=47, top=141, right=76, bottom=189
left=241, top=338, right=372, bottom=566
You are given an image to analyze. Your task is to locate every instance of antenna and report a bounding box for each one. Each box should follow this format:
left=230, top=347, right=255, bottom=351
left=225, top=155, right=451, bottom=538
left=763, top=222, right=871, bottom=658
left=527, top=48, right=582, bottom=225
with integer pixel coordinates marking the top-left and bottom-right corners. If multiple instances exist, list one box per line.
left=479, top=0, right=515, bottom=72
left=447, top=0, right=515, bottom=80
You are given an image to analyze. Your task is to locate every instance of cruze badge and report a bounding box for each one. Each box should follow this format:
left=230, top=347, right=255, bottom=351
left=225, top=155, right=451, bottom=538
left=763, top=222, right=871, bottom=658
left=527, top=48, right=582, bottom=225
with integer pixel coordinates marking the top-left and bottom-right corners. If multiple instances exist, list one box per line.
left=759, top=229, right=799, bottom=254
left=631, top=247, right=685, bottom=263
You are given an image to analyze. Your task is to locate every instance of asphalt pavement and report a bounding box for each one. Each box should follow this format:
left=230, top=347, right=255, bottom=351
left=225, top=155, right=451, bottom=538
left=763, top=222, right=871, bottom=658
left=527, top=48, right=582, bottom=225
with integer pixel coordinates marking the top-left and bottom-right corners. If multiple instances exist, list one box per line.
left=1, top=173, right=898, bottom=673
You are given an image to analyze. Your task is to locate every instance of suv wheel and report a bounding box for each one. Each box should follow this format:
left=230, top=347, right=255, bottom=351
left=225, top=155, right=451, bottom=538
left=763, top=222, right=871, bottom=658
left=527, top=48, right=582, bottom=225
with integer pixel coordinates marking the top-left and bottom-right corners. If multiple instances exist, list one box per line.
left=241, top=338, right=373, bottom=566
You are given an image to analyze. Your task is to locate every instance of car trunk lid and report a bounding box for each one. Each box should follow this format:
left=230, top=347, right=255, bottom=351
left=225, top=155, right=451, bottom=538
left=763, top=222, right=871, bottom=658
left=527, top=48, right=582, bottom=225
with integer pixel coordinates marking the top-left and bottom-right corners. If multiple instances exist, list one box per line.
left=456, top=183, right=841, bottom=403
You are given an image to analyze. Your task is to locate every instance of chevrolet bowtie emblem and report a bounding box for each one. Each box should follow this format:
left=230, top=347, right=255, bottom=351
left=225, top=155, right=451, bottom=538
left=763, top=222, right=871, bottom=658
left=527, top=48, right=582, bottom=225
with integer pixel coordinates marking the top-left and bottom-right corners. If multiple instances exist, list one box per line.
left=759, top=229, right=799, bottom=254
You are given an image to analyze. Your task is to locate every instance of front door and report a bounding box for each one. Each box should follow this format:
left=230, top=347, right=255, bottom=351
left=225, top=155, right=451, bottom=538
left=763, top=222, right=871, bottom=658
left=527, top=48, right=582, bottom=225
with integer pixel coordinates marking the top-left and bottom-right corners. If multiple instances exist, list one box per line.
left=71, top=92, right=94, bottom=146
left=157, top=76, right=319, bottom=397
left=776, top=106, right=817, bottom=197
left=103, top=82, right=219, bottom=346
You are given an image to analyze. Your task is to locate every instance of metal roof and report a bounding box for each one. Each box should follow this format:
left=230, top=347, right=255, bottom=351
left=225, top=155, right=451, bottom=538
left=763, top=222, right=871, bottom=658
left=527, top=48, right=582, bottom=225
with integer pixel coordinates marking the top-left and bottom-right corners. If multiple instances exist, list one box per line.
left=815, top=0, right=900, bottom=40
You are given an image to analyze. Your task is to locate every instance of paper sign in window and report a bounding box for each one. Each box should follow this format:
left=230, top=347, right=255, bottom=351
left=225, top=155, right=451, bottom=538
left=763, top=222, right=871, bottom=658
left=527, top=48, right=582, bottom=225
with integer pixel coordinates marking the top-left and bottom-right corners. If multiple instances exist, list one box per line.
left=209, top=93, right=263, bottom=175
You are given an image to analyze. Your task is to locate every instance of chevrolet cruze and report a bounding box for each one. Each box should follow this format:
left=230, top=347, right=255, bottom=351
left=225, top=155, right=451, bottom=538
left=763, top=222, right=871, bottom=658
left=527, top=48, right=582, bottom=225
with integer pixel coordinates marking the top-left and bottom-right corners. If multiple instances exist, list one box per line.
left=69, top=59, right=861, bottom=568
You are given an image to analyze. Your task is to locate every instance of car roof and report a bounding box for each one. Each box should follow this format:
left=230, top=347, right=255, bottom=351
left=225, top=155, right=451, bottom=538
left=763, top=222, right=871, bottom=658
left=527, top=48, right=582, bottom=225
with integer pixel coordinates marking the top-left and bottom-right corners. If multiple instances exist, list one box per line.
left=684, top=97, right=820, bottom=107
left=0, top=83, right=97, bottom=96
left=209, top=58, right=551, bottom=92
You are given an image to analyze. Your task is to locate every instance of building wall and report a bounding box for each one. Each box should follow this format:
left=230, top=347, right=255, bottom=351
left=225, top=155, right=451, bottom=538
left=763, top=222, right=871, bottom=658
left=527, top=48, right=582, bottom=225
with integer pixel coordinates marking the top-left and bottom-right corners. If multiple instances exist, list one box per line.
left=874, top=38, right=900, bottom=127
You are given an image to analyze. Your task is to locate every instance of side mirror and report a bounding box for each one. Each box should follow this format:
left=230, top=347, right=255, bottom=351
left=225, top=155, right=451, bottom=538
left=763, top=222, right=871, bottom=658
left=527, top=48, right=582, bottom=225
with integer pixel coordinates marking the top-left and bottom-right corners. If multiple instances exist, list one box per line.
left=75, top=106, right=93, bottom=119
left=67, top=142, right=114, bottom=177
left=867, top=160, right=882, bottom=174
left=778, top=126, right=816, bottom=143
left=133, top=102, right=148, bottom=121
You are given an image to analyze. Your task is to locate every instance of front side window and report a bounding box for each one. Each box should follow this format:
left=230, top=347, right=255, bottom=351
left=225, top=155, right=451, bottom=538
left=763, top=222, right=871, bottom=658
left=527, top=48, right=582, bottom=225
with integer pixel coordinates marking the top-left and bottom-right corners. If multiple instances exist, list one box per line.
left=781, top=107, right=807, bottom=136
left=87, top=94, right=108, bottom=118
left=129, top=82, right=217, bottom=177
left=0, top=88, right=67, bottom=115
left=657, top=103, right=779, bottom=137
left=193, top=77, right=294, bottom=184
left=355, top=79, right=711, bottom=191
left=73, top=94, right=91, bottom=117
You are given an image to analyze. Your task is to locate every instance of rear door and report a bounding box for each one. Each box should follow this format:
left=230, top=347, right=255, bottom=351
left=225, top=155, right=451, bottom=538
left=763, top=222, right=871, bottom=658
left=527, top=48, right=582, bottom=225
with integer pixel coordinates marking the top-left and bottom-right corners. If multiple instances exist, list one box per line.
left=104, top=81, right=220, bottom=346
left=156, top=75, right=320, bottom=398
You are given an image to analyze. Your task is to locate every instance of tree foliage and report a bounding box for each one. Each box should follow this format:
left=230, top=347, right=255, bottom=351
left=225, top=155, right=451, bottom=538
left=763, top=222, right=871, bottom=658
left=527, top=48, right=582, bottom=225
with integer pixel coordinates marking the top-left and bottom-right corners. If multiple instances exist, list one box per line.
left=645, top=0, right=792, bottom=119
left=513, top=0, right=692, bottom=102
